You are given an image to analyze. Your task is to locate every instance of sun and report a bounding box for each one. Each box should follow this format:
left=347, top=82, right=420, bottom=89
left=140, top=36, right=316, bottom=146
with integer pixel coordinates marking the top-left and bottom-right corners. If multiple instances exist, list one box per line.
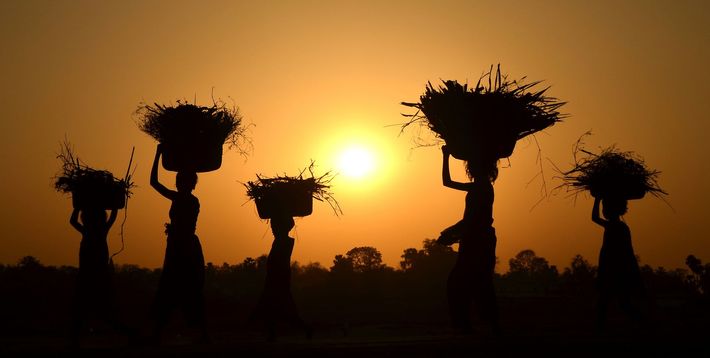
left=338, top=146, right=375, bottom=179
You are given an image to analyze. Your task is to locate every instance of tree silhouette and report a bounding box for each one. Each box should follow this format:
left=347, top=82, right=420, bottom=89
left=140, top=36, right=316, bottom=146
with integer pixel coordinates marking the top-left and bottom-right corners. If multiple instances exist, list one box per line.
left=17, top=256, right=43, bottom=270
left=330, top=254, right=354, bottom=274
left=563, top=254, right=596, bottom=279
left=506, top=250, right=559, bottom=295
left=241, top=257, right=259, bottom=272
left=685, top=255, right=710, bottom=298
left=399, top=239, right=457, bottom=274
left=560, top=254, right=597, bottom=295
left=508, top=250, right=557, bottom=276
left=345, top=247, right=386, bottom=273
left=422, top=238, right=455, bottom=258
left=400, top=248, right=420, bottom=272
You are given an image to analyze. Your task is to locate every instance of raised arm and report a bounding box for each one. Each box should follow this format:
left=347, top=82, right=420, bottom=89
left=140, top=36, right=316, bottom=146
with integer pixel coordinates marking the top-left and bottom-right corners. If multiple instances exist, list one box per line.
left=106, top=209, right=118, bottom=229
left=150, top=144, right=175, bottom=199
left=591, top=197, right=606, bottom=227
left=441, top=146, right=474, bottom=192
left=70, top=208, right=83, bottom=232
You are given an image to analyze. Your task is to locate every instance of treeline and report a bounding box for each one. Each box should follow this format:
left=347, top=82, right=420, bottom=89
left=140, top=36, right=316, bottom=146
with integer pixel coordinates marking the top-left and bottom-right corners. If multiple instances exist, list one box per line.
left=1, top=240, right=709, bottom=335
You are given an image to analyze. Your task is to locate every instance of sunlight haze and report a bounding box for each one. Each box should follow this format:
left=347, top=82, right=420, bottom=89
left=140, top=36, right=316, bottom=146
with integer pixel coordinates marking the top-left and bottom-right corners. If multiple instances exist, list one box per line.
left=1, top=0, right=708, bottom=272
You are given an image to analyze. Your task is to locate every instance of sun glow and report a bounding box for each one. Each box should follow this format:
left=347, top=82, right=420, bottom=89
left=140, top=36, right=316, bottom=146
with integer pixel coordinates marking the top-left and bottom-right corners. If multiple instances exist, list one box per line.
left=338, top=146, right=376, bottom=179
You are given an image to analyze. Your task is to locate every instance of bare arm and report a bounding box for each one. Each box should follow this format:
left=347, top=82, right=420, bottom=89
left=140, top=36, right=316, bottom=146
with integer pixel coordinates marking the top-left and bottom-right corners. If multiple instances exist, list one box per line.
left=441, top=146, right=475, bottom=192
left=591, top=197, right=606, bottom=227
left=106, top=209, right=118, bottom=229
left=150, top=144, right=176, bottom=199
left=70, top=208, right=83, bottom=232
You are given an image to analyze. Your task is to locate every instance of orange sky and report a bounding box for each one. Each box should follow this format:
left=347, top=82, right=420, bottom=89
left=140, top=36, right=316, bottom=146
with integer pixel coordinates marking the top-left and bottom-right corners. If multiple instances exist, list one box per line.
left=1, top=0, right=708, bottom=271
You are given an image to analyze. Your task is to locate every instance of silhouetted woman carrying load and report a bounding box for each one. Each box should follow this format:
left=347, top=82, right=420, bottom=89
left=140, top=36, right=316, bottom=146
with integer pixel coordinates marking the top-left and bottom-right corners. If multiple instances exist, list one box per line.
left=245, top=164, right=339, bottom=341
left=136, top=97, right=247, bottom=343
left=562, top=142, right=666, bottom=330
left=440, top=145, right=500, bottom=333
left=592, top=197, right=644, bottom=328
left=54, top=141, right=135, bottom=347
left=252, top=215, right=311, bottom=341
left=150, top=145, right=208, bottom=342
left=401, top=65, right=565, bottom=334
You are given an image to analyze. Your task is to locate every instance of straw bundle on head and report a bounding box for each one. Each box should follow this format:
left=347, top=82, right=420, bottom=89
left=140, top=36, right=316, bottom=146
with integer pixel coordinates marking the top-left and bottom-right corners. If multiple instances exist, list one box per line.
left=54, top=141, right=135, bottom=209
left=245, top=162, right=341, bottom=218
left=136, top=99, right=246, bottom=149
left=401, top=65, right=566, bottom=160
left=561, top=144, right=666, bottom=200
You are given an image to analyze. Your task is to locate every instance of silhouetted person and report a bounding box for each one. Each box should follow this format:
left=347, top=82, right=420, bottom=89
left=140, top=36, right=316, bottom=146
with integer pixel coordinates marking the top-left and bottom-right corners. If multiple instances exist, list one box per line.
left=438, top=145, right=500, bottom=335
left=592, top=197, right=644, bottom=330
left=69, top=207, right=134, bottom=347
left=250, top=215, right=312, bottom=341
left=150, top=144, right=208, bottom=343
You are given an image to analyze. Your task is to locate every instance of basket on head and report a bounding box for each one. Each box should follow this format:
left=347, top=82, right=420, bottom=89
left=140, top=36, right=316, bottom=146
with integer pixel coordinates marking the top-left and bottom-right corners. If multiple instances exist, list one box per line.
left=589, top=176, right=648, bottom=200
left=255, top=184, right=314, bottom=219
left=245, top=163, right=340, bottom=219
left=561, top=143, right=666, bottom=201
left=401, top=65, right=565, bottom=160
left=161, top=139, right=223, bottom=173
left=137, top=100, right=245, bottom=173
left=72, top=182, right=127, bottom=210
left=55, top=141, right=134, bottom=210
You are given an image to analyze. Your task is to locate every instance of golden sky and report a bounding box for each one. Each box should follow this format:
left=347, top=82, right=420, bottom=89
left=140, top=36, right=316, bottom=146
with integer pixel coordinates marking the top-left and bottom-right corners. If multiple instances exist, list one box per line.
left=1, top=0, right=708, bottom=270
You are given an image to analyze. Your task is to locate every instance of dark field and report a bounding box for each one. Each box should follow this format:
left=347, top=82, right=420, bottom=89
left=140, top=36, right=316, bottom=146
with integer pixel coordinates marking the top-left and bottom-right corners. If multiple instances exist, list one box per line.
left=3, top=297, right=708, bottom=357
left=2, top=250, right=709, bottom=356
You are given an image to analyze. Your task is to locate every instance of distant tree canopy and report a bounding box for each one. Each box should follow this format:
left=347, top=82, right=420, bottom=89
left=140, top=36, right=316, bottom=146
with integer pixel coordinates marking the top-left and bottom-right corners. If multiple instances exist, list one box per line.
left=400, top=248, right=419, bottom=272
left=559, top=254, right=597, bottom=295
left=17, top=256, right=42, bottom=269
left=345, top=246, right=386, bottom=273
left=563, top=254, right=596, bottom=279
left=330, top=254, right=354, bottom=274
left=505, top=250, right=560, bottom=294
left=400, top=239, right=456, bottom=273
left=508, top=250, right=558, bottom=277
left=241, top=257, right=259, bottom=271
left=686, top=255, right=710, bottom=297
left=4, top=249, right=707, bottom=301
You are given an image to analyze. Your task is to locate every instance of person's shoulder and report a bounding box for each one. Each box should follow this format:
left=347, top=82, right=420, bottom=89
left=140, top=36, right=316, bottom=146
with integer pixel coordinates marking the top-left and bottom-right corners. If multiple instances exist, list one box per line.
left=611, top=219, right=628, bottom=227
left=189, top=194, right=200, bottom=205
left=619, top=220, right=630, bottom=231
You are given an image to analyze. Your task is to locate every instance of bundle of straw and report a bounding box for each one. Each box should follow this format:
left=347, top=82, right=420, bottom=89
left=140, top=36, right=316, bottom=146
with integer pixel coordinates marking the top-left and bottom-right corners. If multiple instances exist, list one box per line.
left=561, top=144, right=666, bottom=200
left=136, top=99, right=244, bottom=148
left=54, top=141, right=135, bottom=209
left=401, top=65, right=565, bottom=160
left=245, top=163, right=341, bottom=219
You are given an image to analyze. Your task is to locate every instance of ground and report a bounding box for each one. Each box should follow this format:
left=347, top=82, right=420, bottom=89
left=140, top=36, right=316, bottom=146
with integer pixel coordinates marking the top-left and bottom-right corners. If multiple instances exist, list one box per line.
left=3, top=319, right=708, bottom=357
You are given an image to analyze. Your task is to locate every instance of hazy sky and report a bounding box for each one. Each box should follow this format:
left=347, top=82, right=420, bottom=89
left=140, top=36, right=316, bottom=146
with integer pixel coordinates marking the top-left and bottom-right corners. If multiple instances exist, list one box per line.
left=1, top=0, right=708, bottom=271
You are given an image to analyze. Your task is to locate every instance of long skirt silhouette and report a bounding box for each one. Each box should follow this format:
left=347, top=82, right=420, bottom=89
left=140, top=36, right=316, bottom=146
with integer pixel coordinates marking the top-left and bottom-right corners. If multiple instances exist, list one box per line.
left=446, top=227, right=498, bottom=331
left=250, top=236, right=304, bottom=328
left=73, top=236, right=112, bottom=321
left=153, top=228, right=206, bottom=326
left=71, top=234, right=134, bottom=341
left=597, top=220, right=643, bottom=323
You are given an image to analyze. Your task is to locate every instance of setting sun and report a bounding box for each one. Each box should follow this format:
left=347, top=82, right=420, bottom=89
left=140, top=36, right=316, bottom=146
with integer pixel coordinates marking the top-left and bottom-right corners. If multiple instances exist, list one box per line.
left=338, top=146, right=376, bottom=179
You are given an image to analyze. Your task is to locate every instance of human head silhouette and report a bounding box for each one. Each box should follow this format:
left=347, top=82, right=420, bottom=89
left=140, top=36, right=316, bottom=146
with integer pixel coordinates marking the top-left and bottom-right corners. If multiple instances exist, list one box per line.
left=465, top=156, right=499, bottom=182
left=176, top=171, right=198, bottom=193
left=602, top=197, right=628, bottom=220
left=270, top=215, right=295, bottom=238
